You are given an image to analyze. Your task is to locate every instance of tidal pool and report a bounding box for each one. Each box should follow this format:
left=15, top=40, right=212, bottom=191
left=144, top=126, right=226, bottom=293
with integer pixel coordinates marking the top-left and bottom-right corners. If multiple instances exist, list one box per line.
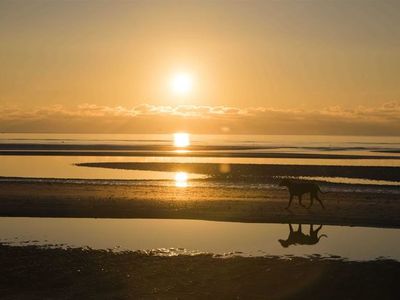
left=1, top=155, right=400, bottom=187
left=0, top=155, right=206, bottom=182
left=0, top=217, right=399, bottom=261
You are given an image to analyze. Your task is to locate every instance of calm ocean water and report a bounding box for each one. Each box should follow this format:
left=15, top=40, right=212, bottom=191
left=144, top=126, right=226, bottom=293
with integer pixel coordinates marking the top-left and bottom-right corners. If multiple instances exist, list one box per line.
left=1, top=133, right=400, bottom=149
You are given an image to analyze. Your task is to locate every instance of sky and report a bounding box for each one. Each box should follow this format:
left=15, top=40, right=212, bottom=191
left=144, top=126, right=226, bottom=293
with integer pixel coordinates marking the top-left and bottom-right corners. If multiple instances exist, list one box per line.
left=1, top=0, right=400, bottom=135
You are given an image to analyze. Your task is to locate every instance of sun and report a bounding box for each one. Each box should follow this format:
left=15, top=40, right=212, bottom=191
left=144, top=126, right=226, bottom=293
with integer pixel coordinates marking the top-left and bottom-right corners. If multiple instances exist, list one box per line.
left=170, top=73, right=193, bottom=95
left=173, top=133, right=190, bottom=147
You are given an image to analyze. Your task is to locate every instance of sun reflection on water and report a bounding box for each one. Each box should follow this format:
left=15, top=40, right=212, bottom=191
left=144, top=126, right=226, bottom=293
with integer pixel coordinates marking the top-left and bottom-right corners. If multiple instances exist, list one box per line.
left=174, top=149, right=190, bottom=154
left=173, top=133, right=190, bottom=148
left=175, top=172, right=188, bottom=187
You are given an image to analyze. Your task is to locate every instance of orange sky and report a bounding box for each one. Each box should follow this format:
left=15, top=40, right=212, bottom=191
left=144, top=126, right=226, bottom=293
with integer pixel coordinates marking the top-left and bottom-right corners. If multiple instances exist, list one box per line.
left=0, top=1, right=399, bottom=134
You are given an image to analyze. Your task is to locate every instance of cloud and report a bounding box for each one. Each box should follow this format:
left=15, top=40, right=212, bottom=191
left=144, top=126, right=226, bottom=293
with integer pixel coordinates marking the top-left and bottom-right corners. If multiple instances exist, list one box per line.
left=1, top=102, right=400, bottom=135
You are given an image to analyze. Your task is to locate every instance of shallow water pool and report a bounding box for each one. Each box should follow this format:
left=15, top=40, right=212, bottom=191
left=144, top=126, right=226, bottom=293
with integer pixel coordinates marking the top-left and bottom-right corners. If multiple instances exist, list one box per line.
left=0, top=217, right=399, bottom=261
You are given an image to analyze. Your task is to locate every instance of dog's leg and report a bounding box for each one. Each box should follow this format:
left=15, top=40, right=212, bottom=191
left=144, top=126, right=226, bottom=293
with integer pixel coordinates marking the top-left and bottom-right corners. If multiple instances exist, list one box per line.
left=286, top=194, right=294, bottom=209
left=308, top=194, right=314, bottom=209
left=298, top=194, right=306, bottom=207
left=298, top=224, right=302, bottom=233
left=309, top=224, right=314, bottom=235
left=315, top=194, right=325, bottom=209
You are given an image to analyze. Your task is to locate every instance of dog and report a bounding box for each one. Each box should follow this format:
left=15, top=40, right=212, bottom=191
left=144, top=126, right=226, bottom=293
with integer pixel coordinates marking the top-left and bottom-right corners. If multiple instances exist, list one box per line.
left=279, top=179, right=325, bottom=209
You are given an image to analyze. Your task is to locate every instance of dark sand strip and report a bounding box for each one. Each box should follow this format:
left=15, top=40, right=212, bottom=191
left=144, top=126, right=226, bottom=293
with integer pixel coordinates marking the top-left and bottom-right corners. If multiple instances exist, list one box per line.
left=78, top=162, right=400, bottom=182
left=1, top=182, right=399, bottom=228
left=0, top=244, right=399, bottom=299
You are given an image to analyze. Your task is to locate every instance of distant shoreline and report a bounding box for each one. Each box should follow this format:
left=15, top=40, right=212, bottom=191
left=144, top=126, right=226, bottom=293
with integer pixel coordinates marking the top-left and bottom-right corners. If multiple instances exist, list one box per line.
left=1, top=150, right=400, bottom=159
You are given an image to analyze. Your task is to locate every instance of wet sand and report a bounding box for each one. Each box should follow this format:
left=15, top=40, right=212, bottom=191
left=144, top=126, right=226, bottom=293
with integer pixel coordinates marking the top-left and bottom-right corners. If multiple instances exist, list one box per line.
left=2, top=138, right=399, bottom=298
left=1, top=181, right=399, bottom=228
left=0, top=244, right=399, bottom=299
left=79, top=161, right=400, bottom=181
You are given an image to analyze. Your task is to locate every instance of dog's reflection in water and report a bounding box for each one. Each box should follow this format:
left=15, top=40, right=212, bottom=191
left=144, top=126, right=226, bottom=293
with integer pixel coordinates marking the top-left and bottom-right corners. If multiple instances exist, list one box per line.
left=278, top=224, right=327, bottom=248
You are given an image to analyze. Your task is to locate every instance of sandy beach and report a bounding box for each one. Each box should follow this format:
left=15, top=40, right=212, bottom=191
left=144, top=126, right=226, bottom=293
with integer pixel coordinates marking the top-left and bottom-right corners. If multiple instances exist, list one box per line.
left=1, top=137, right=400, bottom=299
left=78, top=161, right=400, bottom=182
left=1, top=244, right=399, bottom=299
left=1, top=180, right=399, bottom=228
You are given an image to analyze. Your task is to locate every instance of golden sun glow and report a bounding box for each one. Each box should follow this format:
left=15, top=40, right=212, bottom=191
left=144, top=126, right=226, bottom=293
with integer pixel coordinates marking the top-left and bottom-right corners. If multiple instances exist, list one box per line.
left=175, top=172, right=188, bottom=188
left=170, top=73, right=193, bottom=95
left=173, top=133, right=190, bottom=147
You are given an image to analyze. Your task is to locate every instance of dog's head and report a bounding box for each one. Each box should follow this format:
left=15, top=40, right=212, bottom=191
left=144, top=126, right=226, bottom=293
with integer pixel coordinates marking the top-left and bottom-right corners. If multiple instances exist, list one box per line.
left=278, top=239, right=290, bottom=248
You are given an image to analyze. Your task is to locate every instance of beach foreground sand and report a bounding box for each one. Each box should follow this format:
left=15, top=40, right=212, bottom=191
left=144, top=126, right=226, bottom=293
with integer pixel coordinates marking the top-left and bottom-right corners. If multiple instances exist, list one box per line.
left=1, top=180, right=400, bottom=298
left=0, top=244, right=399, bottom=299
left=0, top=181, right=399, bottom=228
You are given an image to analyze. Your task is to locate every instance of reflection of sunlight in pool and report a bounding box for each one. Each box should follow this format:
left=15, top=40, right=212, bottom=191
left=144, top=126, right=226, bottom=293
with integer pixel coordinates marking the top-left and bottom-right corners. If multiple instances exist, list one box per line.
left=175, top=172, right=188, bottom=187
